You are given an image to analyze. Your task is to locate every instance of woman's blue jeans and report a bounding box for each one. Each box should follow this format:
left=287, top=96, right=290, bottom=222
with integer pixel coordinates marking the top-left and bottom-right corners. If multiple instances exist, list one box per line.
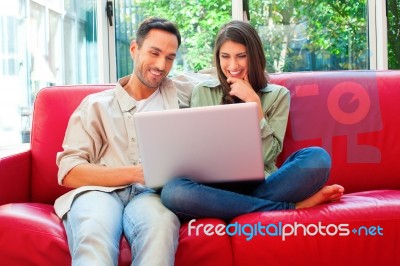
left=161, top=147, right=331, bottom=221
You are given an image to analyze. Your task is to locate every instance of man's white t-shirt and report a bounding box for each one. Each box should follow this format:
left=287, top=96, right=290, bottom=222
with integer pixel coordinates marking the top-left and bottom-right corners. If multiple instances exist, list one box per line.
left=135, top=88, right=165, bottom=112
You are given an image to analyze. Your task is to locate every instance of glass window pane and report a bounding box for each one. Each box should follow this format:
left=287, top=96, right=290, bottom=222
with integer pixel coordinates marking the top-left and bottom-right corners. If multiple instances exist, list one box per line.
left=249, top=0, right=369, bottom=73
left=30, top=2, right=56, bottom=100
left=114, top=0, right=232, bottom=78
left=49, top=10, right=62, bottom=83
left=64, top=0, right=75, bottom=13
left=0, top=3, right=25, bottom=146
left=63, top=17, right=76, bottom=84
left=0, top=0, right=101, bottom=146
left=387, top=0, right=400, bottom=69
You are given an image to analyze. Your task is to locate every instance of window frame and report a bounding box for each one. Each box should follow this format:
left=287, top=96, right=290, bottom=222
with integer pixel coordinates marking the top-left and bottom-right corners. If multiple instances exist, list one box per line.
left=369, top=0, right=388, bottom=70
left=106, top=0, right=389, bottom=83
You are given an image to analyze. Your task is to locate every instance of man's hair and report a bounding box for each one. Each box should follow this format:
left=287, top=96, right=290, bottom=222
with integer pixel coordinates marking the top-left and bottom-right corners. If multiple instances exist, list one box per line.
left=136, top=17, right=181, bottom=48
left=213, top=20, right=268, bottom=104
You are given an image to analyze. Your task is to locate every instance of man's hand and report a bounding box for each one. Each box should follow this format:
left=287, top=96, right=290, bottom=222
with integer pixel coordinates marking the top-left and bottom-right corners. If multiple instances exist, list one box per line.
left=132, top=164, right=145, bottom=185
left=62, top=164, right=146, bottom=188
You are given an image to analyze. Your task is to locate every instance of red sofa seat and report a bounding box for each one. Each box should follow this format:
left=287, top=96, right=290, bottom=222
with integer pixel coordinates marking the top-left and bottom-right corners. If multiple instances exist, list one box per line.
left=1, top=71, right=399, bottom=265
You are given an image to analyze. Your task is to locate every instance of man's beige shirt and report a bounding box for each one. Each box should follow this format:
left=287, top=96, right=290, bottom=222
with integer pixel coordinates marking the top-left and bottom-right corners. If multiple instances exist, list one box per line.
left=54, top=71, right=221, bottom=218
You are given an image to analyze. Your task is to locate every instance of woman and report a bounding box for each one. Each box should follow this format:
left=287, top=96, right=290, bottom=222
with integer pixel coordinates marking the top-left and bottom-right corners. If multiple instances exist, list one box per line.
left=161, top=20, right=344, bottom=221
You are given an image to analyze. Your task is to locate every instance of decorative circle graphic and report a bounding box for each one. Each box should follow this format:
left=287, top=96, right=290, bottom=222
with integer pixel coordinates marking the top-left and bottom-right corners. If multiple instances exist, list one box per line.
left=327, top=82, right=371, bottom=125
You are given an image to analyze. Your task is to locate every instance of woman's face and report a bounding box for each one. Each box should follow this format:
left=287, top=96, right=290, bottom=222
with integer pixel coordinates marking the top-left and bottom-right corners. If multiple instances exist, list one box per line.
left=219, top=40, right=248, bottom=80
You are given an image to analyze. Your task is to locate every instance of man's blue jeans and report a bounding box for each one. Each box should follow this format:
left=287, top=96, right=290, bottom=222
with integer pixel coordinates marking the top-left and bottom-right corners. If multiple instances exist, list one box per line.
left=161, top=147, right=331, bottom=221
left=63, top=185, right=180, bottom=266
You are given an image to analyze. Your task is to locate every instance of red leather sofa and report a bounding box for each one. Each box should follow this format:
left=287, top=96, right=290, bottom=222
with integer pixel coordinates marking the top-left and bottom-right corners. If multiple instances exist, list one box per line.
left=1, top=70, right=399, bottom=266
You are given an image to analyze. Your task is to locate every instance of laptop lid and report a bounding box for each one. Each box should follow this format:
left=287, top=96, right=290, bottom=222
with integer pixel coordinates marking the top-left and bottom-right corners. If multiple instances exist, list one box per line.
left=133, top=102, right=265, bottom=188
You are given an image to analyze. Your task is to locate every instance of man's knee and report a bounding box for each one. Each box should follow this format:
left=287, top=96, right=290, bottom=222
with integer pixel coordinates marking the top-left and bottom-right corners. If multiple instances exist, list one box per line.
left=123, top=194, right=180, bottom=247
left=125, top=194, right=180, bottom=227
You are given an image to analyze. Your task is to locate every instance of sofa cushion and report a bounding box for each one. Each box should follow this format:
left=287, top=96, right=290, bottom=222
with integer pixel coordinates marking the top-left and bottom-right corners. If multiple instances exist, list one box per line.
left=230, top=189, right=400, bottom=266
left=0, top=203, right=233, bottom=265
left=0, top=203, right=71, bottom=265
left=270, top=71, right=400, bottom=193
left=30, top=85, right=113, bottom=203
left=176, top=218, right=233, bottom=266
left=0, top=149, right=30, bottom=205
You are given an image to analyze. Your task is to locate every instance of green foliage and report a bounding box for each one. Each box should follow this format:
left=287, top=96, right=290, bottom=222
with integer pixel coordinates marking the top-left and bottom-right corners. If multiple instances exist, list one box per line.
left=116, top=0, right=399, bottom=74
left=387, top=0, right=400, bottom=69
left=249, top=0, right=368, bottom=72
left=136, top=0, right=231, bottom=72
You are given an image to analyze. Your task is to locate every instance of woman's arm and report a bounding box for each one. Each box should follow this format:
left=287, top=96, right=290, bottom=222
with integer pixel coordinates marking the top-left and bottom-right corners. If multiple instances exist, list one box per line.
left=259, top=86, right=290, bottom=170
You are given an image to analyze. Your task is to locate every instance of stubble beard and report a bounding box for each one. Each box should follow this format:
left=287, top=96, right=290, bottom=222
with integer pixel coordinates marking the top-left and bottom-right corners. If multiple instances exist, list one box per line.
left=136, top=67, right=164, bottom=89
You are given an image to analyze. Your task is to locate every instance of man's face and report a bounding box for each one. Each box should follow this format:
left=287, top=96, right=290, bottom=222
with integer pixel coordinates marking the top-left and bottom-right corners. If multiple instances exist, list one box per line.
left=131, top=29, right=179, bottom=90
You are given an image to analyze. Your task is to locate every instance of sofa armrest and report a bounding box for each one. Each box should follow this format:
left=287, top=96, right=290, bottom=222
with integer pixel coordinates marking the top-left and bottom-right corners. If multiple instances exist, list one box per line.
left=0, top=144, right=31, bottom=205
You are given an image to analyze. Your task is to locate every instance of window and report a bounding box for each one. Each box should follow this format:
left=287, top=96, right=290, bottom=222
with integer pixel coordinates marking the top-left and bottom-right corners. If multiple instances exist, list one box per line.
left=248, top=0, right=369, bottom=73
left=0, top=0, right=101, bottom=146
left=114, top=0, right=232, bottom=78
left=0, top=1, right=30, bottom=145
left=387, top=0, right=400, bottom=69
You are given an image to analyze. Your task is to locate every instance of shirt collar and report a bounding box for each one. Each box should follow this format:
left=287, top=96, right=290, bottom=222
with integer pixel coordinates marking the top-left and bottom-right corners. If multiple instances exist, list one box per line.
left=115, top=76, right=136, bottom=112
left=115, top=75, right=179, bottom=112
left=260, top=85, right=274, bottom=93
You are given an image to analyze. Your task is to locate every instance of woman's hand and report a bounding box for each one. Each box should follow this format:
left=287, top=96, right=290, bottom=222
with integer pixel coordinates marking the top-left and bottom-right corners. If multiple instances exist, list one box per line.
left=227, top=75, right=264, bottom=121
left=227, top=75, right=259, bottom=103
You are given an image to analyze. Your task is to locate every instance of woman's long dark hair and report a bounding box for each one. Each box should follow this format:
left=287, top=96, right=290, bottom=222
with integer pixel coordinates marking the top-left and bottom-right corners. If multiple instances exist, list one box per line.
left=213, top=21, right=268, bottom=104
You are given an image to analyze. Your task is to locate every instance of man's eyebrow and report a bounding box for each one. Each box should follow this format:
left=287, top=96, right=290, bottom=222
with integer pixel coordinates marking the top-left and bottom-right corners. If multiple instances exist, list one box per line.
left=149, top=46, right=162, bottom=52
left=149, top=46, right=176, bottom=57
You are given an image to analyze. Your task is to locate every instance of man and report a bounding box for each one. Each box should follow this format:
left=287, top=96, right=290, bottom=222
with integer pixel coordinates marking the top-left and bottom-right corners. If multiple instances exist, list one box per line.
left=54, top=17, right=182, bottom=265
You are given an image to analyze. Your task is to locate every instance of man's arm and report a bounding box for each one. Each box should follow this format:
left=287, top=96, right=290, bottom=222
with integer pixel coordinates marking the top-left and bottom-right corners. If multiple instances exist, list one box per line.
left=62, top=163, right=144, bottom=189
left=58, top=93, right=146, bottom=189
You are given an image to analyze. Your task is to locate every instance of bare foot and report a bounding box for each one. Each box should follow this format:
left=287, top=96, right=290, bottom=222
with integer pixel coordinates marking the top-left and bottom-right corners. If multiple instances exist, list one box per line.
left=295, top=184, right=345, bottom=209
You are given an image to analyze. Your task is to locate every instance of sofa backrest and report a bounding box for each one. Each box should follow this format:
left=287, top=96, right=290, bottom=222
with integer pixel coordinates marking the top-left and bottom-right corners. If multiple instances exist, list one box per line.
left=271, top=70, right=400, bottom=193
left=30, top=71, right=400, bottom=204
left=30, top=85, right=113, bottom=203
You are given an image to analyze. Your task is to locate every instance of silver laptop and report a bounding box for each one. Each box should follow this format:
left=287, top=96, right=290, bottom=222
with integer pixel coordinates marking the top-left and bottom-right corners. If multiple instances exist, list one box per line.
left=133, top=102, right=265, bottom=188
